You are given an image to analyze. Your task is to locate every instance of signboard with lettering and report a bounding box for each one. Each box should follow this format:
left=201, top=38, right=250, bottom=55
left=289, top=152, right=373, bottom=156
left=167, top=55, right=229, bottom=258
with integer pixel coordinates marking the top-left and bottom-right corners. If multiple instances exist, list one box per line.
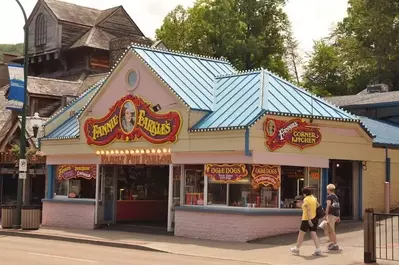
left=264, top=118, right=322, bottom=151
left=204, top=164, right=248, bottom=183
left=57, top=165, right=97, bottom=180
left=251, top=165, right=281, bottom=189
left=84, top=94, right=182, bottom=146
left=101, top=154, right=172, bottom=165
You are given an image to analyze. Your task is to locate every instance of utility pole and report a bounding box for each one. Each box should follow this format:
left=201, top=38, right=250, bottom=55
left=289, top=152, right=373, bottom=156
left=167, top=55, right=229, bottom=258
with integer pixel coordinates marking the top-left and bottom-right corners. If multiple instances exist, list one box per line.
left=14, top=0, right=29, bottom=229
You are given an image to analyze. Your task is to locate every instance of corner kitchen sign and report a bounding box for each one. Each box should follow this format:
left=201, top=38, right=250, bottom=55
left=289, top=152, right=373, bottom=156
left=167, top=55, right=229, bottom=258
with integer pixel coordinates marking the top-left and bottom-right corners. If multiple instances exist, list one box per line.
left=84, top=94, right=182, bottom=146
left=264, top=118, right=322, bottom=151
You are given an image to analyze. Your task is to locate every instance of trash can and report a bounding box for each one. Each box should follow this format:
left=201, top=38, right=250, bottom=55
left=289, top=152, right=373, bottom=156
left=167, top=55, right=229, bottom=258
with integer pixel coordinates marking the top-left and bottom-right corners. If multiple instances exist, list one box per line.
left=1, top=206, right=17, bottom=229
left=21, top=205, right=41, bottom=230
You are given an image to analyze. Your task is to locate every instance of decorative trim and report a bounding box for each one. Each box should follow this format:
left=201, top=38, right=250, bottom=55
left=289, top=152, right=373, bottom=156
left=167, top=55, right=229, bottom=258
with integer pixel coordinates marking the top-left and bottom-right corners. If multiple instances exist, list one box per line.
left=43, top=81, right=104, bottom=126
left=130, top=43, right=232, bottom=64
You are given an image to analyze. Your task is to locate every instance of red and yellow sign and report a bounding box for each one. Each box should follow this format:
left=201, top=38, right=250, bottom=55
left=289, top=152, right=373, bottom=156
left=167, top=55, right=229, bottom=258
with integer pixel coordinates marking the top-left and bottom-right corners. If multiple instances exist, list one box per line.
left=251, top=165, right=281, bottom=189
left=57, top=165, right=96, bottom=180
left=205, top=164, right=248, bottom=182
left=264, top=118, right=322, bottom=151
left=84, top=94, right=182, bottom=146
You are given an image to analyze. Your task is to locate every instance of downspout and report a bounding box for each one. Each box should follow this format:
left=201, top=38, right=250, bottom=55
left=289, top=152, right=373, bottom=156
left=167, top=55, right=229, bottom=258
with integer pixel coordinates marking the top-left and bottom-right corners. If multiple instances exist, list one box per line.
left=245, top=127, right=252, bottom=156
left=384, top=147, right=391, bottom=213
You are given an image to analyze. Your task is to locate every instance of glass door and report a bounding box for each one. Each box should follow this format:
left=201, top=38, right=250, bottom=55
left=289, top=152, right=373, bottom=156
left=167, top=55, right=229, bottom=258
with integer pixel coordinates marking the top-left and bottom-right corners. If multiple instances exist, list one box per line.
left=96, top=166, right=116, bottom=224
left=171, top=165, right=181, bottom=229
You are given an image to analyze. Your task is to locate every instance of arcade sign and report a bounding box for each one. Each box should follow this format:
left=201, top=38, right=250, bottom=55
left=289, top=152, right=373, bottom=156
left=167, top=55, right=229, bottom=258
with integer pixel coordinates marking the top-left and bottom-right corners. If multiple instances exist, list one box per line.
left=205, top=164, right=248, bottom=182
left=264, top=118, right=322, bottom=151
left=84, top=94, right=182, bottom=146
left=251, top=165, right=281, bottom=189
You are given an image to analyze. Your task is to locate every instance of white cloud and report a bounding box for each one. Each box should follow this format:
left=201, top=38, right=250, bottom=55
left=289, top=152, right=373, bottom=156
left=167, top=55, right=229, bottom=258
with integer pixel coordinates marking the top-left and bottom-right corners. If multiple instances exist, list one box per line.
left=1, top=0, right=348, bottom=53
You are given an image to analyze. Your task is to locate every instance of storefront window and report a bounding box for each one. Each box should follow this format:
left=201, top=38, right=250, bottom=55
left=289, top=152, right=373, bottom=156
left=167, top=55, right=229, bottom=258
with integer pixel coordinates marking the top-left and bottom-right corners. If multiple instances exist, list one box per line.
left=280, top=167, right=305, bottom=208
left=307, top=167, right=321, bottom=201
left=184, top=166, right=204, bottom=205
left=182, top=164, right=320, bottom=209
left=54, top=165, right=96, bottom=199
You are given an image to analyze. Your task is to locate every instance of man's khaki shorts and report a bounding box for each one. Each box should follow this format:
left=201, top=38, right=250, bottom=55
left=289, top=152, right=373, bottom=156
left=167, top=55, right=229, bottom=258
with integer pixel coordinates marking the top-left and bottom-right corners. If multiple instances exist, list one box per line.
left=327, top=215, right=338, bottom=232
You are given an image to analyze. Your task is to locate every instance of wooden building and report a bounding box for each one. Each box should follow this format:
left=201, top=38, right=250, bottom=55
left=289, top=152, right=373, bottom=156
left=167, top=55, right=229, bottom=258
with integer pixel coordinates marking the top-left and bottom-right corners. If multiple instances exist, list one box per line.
left=12, top=0, right=154, bottom=80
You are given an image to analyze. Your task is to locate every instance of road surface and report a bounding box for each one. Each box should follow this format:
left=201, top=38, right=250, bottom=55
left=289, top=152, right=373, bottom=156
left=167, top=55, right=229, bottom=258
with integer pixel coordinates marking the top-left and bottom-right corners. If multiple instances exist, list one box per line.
left=0, top=235, right=257, bottom=265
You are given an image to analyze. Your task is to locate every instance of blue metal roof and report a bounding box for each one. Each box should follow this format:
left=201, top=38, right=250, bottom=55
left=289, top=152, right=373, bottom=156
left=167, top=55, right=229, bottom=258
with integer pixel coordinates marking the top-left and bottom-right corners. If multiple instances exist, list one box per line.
left=43, top=81, right=103, bottom=126
left=131, top=45, right=235, bottom=111
left=359, top=117, right=399, bottom=147
left=43, top=84, right=101, bottom=140
left=44, top=113, right=80, bottom=140
left=191, top=70, right=357, bottom=131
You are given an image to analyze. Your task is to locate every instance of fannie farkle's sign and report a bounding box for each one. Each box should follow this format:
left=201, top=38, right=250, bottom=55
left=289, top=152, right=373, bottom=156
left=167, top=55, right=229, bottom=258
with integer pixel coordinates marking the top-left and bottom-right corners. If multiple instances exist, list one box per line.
left=264, top=118, right=322, bottom=151
left=84, top=94, right=182, bottom=146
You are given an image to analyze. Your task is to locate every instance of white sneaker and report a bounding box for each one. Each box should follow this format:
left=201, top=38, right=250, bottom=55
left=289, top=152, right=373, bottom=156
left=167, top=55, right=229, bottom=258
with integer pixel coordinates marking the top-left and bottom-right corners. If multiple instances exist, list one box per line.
left=290, top=247, right=299, bottom=255
left=312, top=249, right=322, bottom=256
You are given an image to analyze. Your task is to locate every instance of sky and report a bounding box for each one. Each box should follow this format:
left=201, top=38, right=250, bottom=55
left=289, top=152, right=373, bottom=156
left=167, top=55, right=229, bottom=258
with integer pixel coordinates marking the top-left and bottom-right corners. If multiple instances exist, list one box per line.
left=1, top=0, right=349, bottom=54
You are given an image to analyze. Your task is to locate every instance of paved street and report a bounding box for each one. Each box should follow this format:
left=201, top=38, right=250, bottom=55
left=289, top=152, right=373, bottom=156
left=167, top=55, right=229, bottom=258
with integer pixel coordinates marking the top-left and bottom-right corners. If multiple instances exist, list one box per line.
left=0, top=236, right=252, bottom=265
left=1, top=221, right=399, bottom=265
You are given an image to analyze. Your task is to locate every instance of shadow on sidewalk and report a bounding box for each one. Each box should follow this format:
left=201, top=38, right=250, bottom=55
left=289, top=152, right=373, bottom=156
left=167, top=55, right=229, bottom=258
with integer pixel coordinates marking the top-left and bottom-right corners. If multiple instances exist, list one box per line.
left=249, top=221, right=363, bottom=248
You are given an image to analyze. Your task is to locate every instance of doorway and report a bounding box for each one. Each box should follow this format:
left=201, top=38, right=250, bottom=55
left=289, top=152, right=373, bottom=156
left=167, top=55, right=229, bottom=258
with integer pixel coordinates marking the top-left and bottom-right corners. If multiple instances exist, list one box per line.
left=328, top=160, right=354, bottom=219
left=96, top=165, right=170, bottom=232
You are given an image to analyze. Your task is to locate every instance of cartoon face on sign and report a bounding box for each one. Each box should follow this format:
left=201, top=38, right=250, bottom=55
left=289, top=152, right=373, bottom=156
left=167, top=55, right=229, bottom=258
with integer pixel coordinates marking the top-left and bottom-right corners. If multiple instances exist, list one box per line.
left=120, top=100, right=136, bottom=133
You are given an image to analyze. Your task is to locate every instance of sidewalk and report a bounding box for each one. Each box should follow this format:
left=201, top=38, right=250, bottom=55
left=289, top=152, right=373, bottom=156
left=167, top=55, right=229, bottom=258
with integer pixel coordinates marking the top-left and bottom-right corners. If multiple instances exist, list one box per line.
left=0, top=222, right=395, bottom=265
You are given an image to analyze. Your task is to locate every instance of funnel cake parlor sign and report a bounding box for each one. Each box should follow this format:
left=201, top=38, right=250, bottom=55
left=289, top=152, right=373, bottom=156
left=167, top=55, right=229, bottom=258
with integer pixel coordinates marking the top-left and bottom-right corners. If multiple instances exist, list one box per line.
left=264, top=118, right=322, bottom=151
left=84, top=95, right=182, bottom=146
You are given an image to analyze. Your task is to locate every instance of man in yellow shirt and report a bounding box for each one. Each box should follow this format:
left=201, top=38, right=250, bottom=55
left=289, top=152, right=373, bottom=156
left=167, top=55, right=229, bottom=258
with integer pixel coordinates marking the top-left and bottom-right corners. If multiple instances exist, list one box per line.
left=290, top=187, right=321, bottom=256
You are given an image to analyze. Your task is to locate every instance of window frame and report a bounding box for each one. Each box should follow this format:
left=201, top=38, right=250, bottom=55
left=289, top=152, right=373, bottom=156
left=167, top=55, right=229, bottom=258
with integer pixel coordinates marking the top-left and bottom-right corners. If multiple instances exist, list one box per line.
left=53, top=178, right=96, bottom=199
left=183, top=165, right=321, bottom=209
left=35, top=13, right=47, bottom=46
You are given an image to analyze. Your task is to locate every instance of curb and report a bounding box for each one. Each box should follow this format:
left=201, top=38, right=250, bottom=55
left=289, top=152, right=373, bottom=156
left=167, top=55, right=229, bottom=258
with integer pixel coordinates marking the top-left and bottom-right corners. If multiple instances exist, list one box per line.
left=0, top=230, right=166, bottom=253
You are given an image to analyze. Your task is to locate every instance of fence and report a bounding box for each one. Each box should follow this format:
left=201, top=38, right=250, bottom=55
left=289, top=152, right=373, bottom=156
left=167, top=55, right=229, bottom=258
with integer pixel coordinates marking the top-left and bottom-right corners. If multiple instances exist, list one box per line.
left=364, top=209, right=399, bottom=263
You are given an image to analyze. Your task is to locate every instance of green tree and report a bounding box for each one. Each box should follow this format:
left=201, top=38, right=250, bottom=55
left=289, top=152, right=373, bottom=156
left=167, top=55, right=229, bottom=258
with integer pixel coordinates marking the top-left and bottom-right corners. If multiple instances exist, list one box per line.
left=302, top=40, right=348, bottom=96
left=0, top=43, right=24, bottom=62
left=156, top=0, right=290, bottom=77
left=304, top=0, right=399, bottom=94
left=284, top=23, right=302, bottom=85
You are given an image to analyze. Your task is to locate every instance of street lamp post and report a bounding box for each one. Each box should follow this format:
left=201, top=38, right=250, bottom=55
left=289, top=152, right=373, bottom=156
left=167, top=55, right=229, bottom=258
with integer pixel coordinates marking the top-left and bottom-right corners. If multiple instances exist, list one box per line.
left=14, top=0, right=29, bottom=229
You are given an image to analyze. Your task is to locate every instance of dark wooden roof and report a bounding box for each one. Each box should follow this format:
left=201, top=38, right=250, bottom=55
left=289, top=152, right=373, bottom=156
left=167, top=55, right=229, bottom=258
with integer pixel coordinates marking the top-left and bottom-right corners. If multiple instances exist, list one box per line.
left=326, top=91, right=399, bottom=107
left=28, top=76, right=80, bottom=97
left=70, top=27, right=116, bottom=50
left=27, top=72, right=108, bottom=97
left=44, top=0, right=102, bottom=26
left=0, top=91, right=13, bottom=143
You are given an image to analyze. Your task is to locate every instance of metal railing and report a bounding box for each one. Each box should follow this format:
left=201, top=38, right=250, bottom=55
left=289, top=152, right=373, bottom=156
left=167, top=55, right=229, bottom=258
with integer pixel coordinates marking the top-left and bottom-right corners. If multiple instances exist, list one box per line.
left=364, top=209, right=399, bottom=263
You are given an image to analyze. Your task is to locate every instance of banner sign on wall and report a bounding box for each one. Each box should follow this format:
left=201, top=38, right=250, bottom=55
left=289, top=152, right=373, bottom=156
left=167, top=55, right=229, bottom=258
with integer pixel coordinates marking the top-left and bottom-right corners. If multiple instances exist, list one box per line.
left=84, top=94, right=182, bottom=146
left=251, top=165, right=281, bottom=189
left=205, top=164, right=248, bottom=182
left=57, top=165, right=96, bottom=180
left=6, top=64, right=25, bottom=111
left=264, top=118, right=322, bottom=151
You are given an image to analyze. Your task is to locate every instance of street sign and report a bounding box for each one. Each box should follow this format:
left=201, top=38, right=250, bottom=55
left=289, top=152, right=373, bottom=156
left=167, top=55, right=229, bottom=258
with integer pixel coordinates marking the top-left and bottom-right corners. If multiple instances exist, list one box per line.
left=19, top=172, right=26, bottom=179
left=19, top=159, right=27, bottom=172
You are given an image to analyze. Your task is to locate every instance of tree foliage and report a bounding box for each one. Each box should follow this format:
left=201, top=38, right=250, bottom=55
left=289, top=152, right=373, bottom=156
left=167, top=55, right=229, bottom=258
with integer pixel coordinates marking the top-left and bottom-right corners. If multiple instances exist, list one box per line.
left=303, top=0, right=399, bottom=95
left=284, top=23, right=302, bottom=85
left=156, top=0, right=291, bottom=78
left=0, top=43, right=23, bottom=62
